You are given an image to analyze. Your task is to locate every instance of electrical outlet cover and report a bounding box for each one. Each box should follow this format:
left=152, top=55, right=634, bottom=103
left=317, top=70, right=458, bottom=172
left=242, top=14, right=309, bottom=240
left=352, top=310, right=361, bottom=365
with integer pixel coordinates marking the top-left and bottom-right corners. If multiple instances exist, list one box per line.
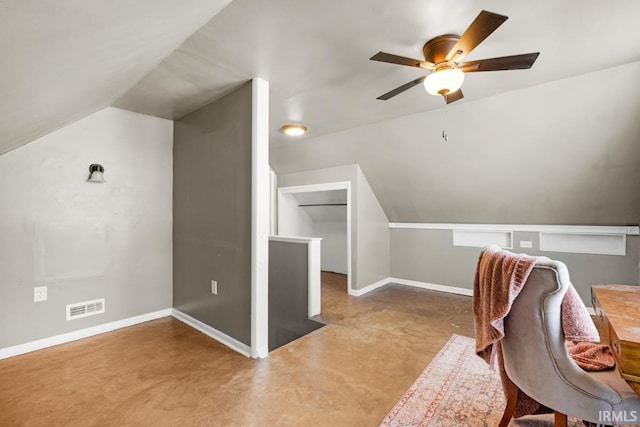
left=34, top=286, right=48, bottom=302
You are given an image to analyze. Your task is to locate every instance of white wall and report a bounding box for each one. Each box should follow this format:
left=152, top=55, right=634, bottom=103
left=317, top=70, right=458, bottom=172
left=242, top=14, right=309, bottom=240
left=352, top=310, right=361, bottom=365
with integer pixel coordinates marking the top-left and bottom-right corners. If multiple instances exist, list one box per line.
left=0, top=107, right=173, bottom=348
left=314, top=221, right=348, bottom=274
left=278, top=193, right=315, bottom=237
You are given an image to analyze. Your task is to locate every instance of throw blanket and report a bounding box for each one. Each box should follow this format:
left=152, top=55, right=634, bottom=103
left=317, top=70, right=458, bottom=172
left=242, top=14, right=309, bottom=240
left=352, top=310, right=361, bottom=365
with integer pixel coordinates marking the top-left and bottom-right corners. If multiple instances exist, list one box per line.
left=473, top=248, right=538, bottom=367
left=473, top=247, right=605, bottom=417
left=567, top=342, right=615, bottom=371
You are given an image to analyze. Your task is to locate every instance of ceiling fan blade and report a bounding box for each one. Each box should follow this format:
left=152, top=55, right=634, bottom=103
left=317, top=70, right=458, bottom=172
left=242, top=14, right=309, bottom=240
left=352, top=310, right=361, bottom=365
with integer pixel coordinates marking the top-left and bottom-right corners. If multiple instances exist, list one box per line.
left=376, top=76, right=426, bottom=100
left=458, top=52, right=540, bottom=72
left=445, top=10, right=508, bottom=62
left=445, top=89, right=464, bottom=104
left=370, top=52, right=433, bottom=69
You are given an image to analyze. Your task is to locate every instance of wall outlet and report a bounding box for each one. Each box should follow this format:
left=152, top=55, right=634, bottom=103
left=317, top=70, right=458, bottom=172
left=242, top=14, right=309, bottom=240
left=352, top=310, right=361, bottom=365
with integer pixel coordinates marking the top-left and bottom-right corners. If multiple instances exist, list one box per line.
left=211, top=280, right=218, bottom=295
left=34, top=286, right=48, bottom=302
left=519, top=241, right=533, bottom=249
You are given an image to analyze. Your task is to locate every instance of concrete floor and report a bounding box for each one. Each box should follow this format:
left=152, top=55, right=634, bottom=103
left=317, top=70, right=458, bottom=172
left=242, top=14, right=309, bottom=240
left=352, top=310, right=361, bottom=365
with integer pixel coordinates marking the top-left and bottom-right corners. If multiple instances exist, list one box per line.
left=0, top=272, right=474, bottom=426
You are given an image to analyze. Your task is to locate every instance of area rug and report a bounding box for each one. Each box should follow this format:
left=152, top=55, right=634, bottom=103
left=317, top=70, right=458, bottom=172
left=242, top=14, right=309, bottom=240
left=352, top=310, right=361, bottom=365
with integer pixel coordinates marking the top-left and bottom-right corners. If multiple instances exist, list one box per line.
left=379, top=334, right=584, bottom=426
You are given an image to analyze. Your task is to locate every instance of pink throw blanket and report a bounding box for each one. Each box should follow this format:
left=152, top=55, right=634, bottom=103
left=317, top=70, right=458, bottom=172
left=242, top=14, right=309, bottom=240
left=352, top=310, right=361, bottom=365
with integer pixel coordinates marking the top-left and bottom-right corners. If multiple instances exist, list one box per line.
left=473, top=248, right=537, bottom=367
left=473, top=247, right=603, bottom=417
left=567, top=342, right=615, bottom=371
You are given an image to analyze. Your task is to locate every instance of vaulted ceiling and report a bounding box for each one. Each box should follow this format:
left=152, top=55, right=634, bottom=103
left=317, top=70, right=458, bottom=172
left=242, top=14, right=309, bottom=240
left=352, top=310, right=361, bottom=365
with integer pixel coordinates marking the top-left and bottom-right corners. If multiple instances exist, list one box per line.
left=3, top=0, right=640, bottom=223
left=118, top=0, right=640, bottom=151
left=0, top=0, right=231, bottom=155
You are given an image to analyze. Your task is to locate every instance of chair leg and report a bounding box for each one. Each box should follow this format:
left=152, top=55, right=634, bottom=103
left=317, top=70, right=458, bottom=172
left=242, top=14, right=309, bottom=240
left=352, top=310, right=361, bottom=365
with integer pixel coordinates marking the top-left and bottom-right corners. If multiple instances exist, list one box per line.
left=499, top=375, right=518, bottom=427
left=554, top=411, right=567, bottom=427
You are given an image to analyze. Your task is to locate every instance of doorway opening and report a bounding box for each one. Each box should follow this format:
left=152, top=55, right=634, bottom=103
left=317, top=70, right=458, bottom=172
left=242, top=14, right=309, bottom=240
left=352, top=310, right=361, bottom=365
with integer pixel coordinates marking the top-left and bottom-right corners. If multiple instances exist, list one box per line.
left=277, top=182, right=352, bottom=295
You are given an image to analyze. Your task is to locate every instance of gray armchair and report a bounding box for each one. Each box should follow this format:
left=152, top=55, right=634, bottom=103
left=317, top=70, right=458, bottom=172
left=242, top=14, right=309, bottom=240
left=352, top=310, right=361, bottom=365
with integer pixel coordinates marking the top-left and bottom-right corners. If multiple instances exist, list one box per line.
left=499, top=255, right=640, bottom=426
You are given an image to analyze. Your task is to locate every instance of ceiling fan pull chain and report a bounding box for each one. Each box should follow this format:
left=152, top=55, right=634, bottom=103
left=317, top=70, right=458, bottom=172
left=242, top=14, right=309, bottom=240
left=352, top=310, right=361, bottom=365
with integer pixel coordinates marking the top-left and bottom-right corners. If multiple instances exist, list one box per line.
left=442, top=99, right=449, bottom=141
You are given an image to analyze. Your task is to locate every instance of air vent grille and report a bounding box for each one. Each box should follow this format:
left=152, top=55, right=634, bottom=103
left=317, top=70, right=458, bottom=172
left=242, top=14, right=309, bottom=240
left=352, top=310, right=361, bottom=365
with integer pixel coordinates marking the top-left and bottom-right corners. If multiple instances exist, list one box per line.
left=66, top=298, right=105, bottom=321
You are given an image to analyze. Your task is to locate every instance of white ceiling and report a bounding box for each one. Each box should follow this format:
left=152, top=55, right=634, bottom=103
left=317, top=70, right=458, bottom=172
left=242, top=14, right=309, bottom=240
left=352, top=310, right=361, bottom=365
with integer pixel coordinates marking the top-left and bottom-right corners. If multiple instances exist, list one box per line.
left=3, top=0, right=640, bottom=223
left=4, top=0, right=640, bottom=154
left=113, top=0, right=640, bottom=149
left=272, top=62, right=640, bottom=224
left=0, top=0, right=230, bottom=155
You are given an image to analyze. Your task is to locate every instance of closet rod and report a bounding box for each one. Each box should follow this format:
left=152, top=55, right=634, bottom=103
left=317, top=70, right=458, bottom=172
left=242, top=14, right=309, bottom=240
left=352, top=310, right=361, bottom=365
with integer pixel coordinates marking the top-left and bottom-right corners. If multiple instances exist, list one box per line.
left=298, top=203, right=347, bottom=207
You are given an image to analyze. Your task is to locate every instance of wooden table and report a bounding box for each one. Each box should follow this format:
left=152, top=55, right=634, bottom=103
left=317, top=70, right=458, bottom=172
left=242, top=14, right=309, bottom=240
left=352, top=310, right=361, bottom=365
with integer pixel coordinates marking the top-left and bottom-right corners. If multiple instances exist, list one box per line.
left=592, top=285, right=640, bottom=396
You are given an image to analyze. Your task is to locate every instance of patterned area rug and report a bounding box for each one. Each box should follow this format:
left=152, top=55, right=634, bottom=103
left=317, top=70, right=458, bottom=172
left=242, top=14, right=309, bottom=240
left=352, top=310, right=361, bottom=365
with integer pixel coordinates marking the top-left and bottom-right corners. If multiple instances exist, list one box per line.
left=379, top=334, right=584, bottom=426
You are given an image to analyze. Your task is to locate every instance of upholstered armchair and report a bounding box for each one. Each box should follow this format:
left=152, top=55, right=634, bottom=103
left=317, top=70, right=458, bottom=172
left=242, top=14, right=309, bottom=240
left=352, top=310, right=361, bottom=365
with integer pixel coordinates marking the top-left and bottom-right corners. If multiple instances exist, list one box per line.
left=498, top=255, right=640, bottom=426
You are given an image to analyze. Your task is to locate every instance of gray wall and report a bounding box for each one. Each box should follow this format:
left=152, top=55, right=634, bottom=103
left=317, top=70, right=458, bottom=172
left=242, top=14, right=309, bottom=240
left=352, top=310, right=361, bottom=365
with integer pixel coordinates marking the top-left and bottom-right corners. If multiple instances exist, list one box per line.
left=356, top=166, right=390, bottom=286
left=0, top=108, right=173, bottom=348
left=173, top=82, right=252, bottom=345
left=279, top=164, right=390, bottom=290
left=268, top=240, right=323, bottom=351
left=390, top=228, right=639, bottom=305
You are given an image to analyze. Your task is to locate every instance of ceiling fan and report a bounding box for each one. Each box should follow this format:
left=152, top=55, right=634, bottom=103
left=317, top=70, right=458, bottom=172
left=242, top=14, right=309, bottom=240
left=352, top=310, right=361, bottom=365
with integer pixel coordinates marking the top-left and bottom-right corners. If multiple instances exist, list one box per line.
left=370, top=10, right=539, bottom=104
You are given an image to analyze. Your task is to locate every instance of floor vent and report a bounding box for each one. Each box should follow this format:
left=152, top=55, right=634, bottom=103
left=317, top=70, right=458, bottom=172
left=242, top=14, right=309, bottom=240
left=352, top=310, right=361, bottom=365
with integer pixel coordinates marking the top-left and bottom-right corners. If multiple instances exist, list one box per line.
left=66, top=298, right=105, bottom=321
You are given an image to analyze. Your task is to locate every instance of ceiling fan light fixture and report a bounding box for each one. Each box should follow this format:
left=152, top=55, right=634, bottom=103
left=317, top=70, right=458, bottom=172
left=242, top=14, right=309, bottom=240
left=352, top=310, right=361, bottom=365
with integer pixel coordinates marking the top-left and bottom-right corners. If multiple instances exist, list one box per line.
left=281, top=124, right=307, bottom=136
left=424, top=68, right=465, bottom=96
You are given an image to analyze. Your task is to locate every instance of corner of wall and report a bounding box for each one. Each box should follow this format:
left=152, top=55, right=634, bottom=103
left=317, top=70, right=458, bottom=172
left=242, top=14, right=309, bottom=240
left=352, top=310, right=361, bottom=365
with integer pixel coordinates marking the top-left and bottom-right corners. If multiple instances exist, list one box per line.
left=354, top=165, right=390, bottom=289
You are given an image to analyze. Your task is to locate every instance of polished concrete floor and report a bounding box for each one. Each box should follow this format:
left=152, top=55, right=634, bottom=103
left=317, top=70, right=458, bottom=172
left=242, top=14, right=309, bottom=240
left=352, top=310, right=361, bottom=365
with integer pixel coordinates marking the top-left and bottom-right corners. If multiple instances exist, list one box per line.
left=0, top=272, right=474, bottom=426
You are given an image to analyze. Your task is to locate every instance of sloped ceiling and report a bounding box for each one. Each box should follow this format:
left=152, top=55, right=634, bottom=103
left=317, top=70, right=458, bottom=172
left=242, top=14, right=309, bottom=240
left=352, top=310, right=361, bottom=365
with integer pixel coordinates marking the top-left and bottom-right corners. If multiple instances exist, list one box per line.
left=0, top=0, right=231, bottom=155
left=6, top=0, right=640, bottom=155
left=4, top=0, right=640, bottom=224
left=272, top=62, right=640, bottom=225
left=113, top=0, right=640, bottom=225
left=114, top=0, right=640, bottom=150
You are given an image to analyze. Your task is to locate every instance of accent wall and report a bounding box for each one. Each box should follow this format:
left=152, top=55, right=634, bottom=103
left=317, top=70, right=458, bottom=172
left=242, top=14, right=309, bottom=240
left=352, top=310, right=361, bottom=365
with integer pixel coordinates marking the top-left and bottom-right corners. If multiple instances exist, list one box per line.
left=173, top=82, right=253, bottom=346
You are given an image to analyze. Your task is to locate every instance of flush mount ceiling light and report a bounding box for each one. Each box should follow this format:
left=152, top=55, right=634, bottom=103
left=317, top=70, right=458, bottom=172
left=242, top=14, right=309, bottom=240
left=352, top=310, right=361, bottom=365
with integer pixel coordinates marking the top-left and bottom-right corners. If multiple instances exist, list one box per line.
left=87, top=163, right=105, bottom=183
left=281, top=124, right=307, bottom=137
left=423, top=67, right=465, bottom=96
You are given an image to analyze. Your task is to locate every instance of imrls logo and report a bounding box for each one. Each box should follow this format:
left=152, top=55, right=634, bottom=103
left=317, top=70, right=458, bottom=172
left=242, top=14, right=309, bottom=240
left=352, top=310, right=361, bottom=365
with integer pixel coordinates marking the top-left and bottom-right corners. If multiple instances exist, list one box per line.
left=599, top=410, right=638, bottom=423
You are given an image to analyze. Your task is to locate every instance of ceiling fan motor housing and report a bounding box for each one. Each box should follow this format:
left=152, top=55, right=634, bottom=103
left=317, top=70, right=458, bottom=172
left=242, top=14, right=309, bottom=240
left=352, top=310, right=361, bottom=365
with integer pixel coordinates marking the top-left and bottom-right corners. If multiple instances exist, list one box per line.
left=422, top=34, right=460, bottom=65
left=370, top=10, right=539, bottom=103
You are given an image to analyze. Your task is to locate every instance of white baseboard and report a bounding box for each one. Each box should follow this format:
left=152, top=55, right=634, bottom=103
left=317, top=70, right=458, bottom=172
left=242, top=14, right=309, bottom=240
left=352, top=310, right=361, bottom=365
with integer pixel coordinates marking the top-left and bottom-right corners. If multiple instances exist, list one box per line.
left=350, top=278, right=597, bottom=317
left=0, top=308, right=172, bottom=360
left=389, top=278, right=474, bottom=297
left=171, top=309, right=252, bottom=358
left=348, top=277, right=390, bottom=296
left=251, top=345, right=269, bottom=359
left=349, top=277, right=473, bottom=297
